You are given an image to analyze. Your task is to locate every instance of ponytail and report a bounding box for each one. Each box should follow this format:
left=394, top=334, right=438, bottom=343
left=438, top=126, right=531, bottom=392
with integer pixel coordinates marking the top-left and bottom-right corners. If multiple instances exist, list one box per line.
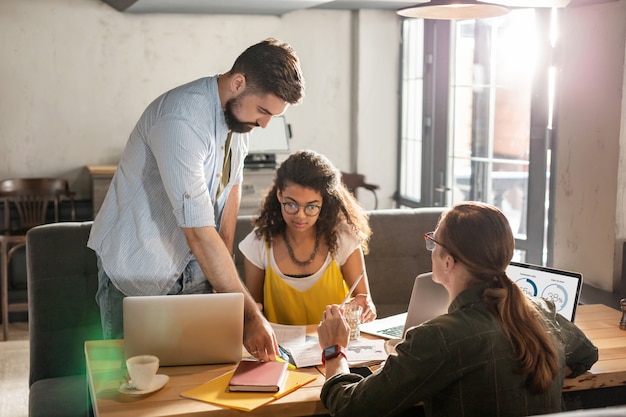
left=483, top=273, right=559, bottom=393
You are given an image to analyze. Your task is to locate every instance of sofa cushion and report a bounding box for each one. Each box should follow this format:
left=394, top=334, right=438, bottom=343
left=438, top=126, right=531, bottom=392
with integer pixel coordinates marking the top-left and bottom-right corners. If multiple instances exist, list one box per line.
left=29, top=375, right=91, bottom=417
left=365, top=208, right=444, bottom=317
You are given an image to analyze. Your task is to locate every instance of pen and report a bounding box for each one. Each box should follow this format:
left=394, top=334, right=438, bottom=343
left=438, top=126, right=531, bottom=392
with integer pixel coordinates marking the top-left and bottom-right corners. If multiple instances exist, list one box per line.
left=277, top=346, right=296, bottom=369
left=340, top=272, right=364, bottom=307
left=276, top=356, right=296, bottom=370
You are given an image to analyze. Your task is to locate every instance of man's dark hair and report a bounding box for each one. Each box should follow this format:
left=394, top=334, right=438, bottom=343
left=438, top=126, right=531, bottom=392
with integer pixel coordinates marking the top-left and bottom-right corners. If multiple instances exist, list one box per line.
left=230, top=38, right=305, bottom=104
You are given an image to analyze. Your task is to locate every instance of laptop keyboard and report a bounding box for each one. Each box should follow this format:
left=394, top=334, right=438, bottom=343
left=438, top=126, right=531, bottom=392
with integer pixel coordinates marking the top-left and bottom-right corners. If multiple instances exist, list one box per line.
left=379, top=325, right=404, bottom=338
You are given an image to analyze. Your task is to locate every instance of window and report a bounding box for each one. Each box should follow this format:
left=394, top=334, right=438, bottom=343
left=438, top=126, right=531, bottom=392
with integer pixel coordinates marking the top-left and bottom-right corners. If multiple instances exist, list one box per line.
left=399, top=8, right=559, bottom=265
left=399, top=19, right=425, bottom=205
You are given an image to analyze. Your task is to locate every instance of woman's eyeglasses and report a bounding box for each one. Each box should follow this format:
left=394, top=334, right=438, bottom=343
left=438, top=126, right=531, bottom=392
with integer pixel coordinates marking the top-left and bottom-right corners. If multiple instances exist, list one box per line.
left=281, top=201, right=322, bottom=217
left=424, top=231, right=457, bottom=261
left=424, top=231, right=445, bottom=252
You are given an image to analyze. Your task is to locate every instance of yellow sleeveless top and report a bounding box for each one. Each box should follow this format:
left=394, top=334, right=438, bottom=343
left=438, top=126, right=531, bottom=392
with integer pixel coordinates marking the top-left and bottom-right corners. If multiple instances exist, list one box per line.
left=263, top=246, right=349, bottom=325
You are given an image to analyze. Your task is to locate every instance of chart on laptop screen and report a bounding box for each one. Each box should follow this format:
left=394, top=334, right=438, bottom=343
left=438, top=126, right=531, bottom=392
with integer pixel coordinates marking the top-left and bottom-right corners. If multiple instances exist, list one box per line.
left=506, top=262, right=583, bottom=322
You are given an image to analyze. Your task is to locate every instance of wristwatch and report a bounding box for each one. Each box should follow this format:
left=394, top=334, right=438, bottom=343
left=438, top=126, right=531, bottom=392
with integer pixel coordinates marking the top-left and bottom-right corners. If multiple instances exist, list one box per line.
left=322, top=344, right=347, bottom=364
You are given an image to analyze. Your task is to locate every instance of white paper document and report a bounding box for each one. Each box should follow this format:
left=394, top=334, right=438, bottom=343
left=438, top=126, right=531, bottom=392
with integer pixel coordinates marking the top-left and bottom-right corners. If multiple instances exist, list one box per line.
left=345, top=339, right=387, bottom=365
left=270, top=322, right=307, bottom=347
left=281, top=338, right=388, bottom=368
left=269, top=322, right=388, bottom=368
left=282, top=343, right=324, bottom=368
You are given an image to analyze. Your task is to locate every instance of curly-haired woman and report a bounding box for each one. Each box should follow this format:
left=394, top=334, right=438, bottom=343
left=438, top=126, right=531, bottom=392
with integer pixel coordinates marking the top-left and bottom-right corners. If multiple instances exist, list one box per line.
left=239, top=150, right=377, bottom=325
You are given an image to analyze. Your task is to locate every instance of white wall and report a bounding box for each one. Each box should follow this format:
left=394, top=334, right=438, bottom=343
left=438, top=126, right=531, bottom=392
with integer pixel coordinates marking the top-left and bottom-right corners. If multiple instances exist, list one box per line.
left=6, top=0, right=626, bottom=292
left=555, top=0, right=626, bottom=291
left=355, top=11, right=402, bottom=210
left=0, top=0, right=401, bottom=208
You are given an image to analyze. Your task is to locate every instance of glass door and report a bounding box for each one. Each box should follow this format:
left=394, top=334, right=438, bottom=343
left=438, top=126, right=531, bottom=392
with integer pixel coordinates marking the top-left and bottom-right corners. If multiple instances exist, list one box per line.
left=399, top=8, right=558, bottom=264
left=448, top=8, right=555, bottom=263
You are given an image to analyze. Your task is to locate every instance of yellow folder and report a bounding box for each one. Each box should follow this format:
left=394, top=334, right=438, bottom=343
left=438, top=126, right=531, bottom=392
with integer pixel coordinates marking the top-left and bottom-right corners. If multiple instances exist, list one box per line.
left=180, top=369, right=317, bottom=412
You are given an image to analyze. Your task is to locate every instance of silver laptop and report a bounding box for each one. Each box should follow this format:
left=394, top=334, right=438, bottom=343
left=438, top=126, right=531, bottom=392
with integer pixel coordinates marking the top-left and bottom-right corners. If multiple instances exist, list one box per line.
left=507, top=261, right=583, bottom=322
left=360, top=273, right=450, bottom=339
left=123, top=293, right=244, bottom=366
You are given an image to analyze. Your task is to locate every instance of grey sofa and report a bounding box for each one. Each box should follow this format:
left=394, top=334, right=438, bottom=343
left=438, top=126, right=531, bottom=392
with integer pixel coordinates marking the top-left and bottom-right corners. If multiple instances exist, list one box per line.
left=234, top=207, right=446, bottom=318
left=25, top=207, right=444, bottom=415
left=27, top=221, right=101, bottom=417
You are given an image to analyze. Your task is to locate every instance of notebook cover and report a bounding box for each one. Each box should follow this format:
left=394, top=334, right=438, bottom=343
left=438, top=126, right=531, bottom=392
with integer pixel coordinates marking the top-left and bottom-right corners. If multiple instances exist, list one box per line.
left=228, top=360, right=288, bottom=392
left=180, top=368, right=318, bottom=412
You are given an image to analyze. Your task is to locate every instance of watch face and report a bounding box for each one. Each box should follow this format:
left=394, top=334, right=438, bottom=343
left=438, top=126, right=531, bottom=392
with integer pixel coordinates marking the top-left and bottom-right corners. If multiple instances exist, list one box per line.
left=324, top=345, right=338, bottom=356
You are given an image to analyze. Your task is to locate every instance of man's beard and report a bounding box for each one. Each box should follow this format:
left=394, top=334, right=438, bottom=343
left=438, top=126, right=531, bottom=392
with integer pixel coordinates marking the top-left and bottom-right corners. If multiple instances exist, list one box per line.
left=224, top=96, right=257, bottom=133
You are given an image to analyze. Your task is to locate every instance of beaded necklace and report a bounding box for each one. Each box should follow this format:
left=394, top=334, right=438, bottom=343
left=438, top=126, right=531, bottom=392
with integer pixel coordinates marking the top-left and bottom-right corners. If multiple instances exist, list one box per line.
left=283, top=231, right=320, bottom=267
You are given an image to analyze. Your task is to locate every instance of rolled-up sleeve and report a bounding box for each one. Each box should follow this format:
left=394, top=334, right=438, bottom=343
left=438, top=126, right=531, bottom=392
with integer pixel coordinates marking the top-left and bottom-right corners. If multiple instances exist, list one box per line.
left=149, top=115, right=217, bottom=228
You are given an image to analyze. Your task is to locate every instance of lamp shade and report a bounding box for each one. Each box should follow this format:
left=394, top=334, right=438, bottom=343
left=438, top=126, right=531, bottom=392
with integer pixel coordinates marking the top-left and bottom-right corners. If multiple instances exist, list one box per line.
left=397, top=0, right=510, bottom=20
left=486, top=0, right=571, bottom=7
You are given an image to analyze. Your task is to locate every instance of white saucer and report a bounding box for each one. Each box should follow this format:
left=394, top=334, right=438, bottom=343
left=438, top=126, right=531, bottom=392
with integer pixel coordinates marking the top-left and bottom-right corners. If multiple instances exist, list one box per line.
left=384, top=338, right=402, bottom=356
left=118, top=374, right=169, bottom=396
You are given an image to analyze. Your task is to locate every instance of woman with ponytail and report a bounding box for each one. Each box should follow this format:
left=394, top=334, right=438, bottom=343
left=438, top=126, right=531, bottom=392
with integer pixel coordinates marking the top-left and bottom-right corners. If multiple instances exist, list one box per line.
left=318, top=201, right=598, bottom=417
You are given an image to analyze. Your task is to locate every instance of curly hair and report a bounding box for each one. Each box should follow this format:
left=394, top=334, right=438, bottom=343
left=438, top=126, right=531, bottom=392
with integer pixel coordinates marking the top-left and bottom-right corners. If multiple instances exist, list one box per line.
left=253, top=150, right=371, bottom=255
left=230, top=38, right=305, bottom=105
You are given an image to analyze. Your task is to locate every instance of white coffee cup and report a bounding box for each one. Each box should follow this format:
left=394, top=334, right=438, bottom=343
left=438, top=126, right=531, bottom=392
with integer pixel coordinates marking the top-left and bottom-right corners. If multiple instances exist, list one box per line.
left=126, top=355, right=159, bottom=390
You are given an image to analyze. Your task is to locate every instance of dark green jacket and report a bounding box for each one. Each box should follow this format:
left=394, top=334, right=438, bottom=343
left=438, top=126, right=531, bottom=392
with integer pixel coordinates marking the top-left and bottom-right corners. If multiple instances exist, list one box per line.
left=321, top=283, right=598, bottom=417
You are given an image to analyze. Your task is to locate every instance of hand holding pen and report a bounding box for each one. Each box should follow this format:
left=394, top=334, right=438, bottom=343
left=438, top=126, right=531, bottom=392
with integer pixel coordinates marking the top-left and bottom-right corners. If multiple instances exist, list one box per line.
left=340, top=272, right=364, bottom=308
left=338, top=272, right=377, bottom=323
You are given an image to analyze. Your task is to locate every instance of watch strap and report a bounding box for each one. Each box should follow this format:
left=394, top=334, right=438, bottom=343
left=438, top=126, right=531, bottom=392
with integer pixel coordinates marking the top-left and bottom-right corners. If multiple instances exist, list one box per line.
left=322, top=344, right=347, bottom=364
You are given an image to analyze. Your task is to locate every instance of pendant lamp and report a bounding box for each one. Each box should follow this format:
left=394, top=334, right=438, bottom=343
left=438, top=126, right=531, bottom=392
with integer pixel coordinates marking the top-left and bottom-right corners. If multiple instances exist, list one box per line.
left=397, top=0, right=511, bottom=20
left=487, top=0, right=571, bottom=6
left=397, top=0, right=572, bottom=20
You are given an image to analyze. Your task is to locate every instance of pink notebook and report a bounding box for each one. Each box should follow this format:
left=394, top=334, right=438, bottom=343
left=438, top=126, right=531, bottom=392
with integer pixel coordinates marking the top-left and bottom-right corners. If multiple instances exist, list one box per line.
left=228, top=360, right=288, bottom=392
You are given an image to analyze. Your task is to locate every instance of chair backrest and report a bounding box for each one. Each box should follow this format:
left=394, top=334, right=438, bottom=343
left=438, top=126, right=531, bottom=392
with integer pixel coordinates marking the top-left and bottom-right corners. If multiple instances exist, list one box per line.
left=0, top=177, right=71, bottom=194
left=340, top=172, right=379, bottom=194
left=340, top=172, right=380, bottom=209
left=1, top=177, right=76, bottom=231
left=26, top=221, right=102, bottom=386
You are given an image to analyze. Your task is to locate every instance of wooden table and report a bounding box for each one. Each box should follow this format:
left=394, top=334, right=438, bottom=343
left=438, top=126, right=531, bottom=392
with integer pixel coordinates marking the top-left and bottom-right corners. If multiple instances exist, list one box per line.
left=85, top=340, right=328, bottom=417
left=86, top=304, right=626, bottom=416
left=563, top=304, right=626, bottom=392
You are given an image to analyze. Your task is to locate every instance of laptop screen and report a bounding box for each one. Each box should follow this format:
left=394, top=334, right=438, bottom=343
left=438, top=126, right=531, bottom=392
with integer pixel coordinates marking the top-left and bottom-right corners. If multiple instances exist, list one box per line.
left=248, top=115, right=290, bottom=153
left=506, top=261, right=583, bottom=322
left=123, top=293, right=244, bottom=366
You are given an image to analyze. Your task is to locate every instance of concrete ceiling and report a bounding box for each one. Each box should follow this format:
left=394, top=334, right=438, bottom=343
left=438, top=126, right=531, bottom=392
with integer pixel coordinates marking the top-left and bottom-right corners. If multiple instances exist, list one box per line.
left=100, top=0, right=611, bottom=15
left=101, top=0, right=422, bottom=15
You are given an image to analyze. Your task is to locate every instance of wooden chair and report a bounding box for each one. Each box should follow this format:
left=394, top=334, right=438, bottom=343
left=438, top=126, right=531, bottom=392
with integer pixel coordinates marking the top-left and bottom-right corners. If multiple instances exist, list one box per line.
left=0, top=177, right=75, bottom=340
left=341, top=172, right=380, bottom=209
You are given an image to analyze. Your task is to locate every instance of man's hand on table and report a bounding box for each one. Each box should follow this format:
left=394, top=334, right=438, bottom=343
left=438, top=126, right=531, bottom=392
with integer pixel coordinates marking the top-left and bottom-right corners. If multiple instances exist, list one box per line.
left=243, top=310, right=279, bottom=362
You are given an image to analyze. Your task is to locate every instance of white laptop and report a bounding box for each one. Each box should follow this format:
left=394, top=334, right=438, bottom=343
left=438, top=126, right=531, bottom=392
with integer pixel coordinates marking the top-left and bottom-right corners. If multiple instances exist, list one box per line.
left=507, top=261, right=583, bottom=322
left=123, top=293, right=244, bottom=366
left=360, top=273, right=450, bottom=340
